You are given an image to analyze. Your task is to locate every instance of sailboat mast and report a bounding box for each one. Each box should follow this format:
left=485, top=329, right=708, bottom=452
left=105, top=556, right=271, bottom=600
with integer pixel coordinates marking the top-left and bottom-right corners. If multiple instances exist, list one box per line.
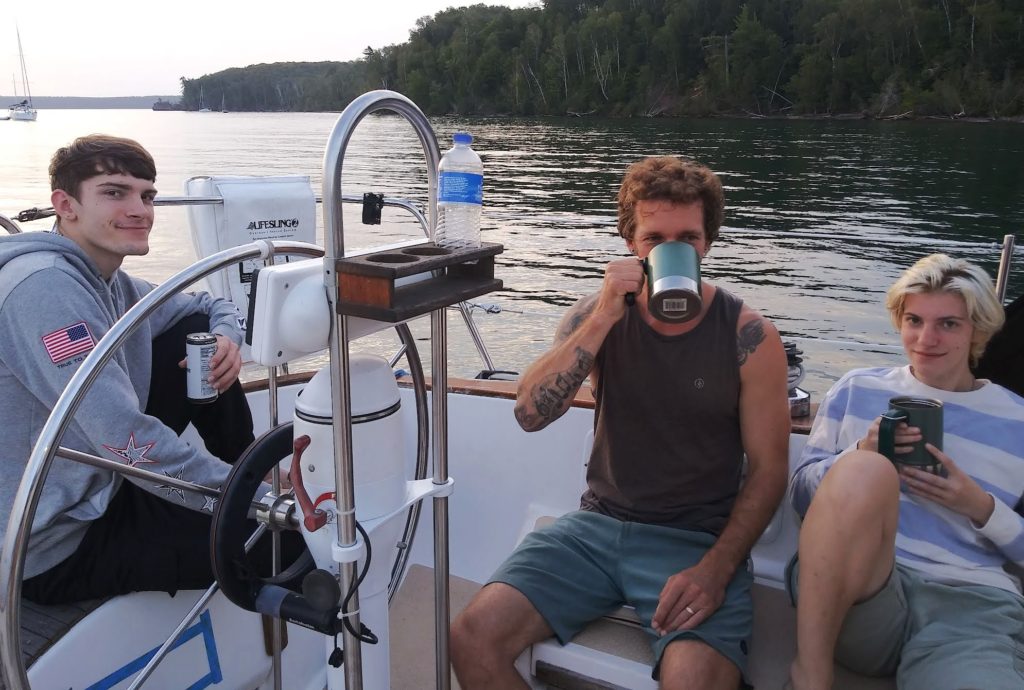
left=16, top=27, right=32, bottom=106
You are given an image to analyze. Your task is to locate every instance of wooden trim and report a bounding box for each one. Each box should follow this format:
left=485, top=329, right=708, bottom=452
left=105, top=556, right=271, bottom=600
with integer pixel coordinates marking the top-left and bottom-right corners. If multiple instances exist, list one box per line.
left=396, top=375, right=596, bottom=409
left=244, top=372, right=815, bottom=433
left=241, top=371, right=316, bottom=394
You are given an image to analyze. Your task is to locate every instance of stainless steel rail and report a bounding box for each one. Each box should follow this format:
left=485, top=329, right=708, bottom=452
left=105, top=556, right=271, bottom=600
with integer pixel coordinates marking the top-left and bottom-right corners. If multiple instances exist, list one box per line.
left=996, top=234, right=1017, bottom=303
left=0, top=239, right=323, bottom=690
left=6, top=193, right=427, bottom=228
left=54, top=447, right=219, bottom=499
left=388, top=324, right=430, bottom=603
left=320, top=89, right=447, bottom=690
left=0, top=213, right=22, bottom=234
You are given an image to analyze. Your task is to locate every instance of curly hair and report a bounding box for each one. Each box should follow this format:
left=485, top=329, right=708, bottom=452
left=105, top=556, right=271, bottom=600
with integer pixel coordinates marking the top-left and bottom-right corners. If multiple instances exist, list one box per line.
left=49, top=134, right=156, bottom=200
left=886, top=253, right=1005, bottom=365
left=616, top=156, right=724, bottom=244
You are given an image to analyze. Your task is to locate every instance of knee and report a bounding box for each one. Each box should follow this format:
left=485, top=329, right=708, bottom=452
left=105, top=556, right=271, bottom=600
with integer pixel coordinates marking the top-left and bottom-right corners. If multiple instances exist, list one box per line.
left=816, top=450, right=900, bottom=511
left=659, top=639, right=740, bottom=690
left=450, top=610, right=480, bottom=661
left=450, top=605, right=507, bottom=672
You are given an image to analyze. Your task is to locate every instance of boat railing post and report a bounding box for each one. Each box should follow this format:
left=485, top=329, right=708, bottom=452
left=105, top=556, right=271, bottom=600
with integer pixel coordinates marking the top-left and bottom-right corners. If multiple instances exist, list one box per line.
left=321, top=89, right=441, bottom=690
left=0, top=213, right=22, bottom=234
left=431, top=306, right=452, bottom=690
left=262, top=244, right=285, bottom=690
left=995, top=234, right=1017, bottom=304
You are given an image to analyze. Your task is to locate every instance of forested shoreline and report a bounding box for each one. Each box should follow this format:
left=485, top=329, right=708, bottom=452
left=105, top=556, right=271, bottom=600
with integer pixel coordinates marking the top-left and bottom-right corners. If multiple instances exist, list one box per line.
left=179, top=0, right=1024, bottom=118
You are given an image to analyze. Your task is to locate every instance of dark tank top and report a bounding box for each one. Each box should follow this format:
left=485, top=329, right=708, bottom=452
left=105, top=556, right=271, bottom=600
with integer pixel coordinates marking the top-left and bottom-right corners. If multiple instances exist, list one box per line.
left=580, top=288, right=744, bottom=534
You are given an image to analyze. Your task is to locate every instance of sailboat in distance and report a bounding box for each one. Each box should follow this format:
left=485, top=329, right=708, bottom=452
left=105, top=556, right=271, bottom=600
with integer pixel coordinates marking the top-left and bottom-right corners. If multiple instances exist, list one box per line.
left=198, top=84, right=211, bottom=112
left=9, top=26, right=37, bottom=122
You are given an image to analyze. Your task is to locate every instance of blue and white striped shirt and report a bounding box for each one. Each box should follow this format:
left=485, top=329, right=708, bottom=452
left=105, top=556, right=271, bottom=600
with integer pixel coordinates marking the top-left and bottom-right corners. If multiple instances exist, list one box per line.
left=791, top=366, right=1024, bottom=595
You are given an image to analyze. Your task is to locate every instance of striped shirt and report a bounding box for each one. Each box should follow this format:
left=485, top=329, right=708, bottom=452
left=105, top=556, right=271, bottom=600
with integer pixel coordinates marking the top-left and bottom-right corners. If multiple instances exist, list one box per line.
left=791, top=366, right=1024, bottom=595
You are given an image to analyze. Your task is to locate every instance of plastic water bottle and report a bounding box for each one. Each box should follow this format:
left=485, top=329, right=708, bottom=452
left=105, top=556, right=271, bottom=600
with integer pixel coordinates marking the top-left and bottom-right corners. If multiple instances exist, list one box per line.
left=436, top=132, right=483, bottom=249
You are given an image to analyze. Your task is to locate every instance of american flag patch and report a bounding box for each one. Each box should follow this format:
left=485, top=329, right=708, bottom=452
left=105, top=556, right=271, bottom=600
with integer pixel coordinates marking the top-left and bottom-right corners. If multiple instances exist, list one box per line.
left=42, top=322, right=95, bottom=363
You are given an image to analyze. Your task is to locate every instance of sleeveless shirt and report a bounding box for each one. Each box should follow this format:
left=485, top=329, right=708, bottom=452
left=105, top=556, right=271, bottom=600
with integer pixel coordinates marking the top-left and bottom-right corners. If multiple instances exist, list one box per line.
left=580, top=287, right=744, bottom=534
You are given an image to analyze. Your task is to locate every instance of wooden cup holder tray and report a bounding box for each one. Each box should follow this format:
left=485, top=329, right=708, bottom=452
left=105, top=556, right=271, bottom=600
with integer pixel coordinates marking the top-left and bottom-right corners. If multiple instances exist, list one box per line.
left=335, top=242, right=503, bottom=322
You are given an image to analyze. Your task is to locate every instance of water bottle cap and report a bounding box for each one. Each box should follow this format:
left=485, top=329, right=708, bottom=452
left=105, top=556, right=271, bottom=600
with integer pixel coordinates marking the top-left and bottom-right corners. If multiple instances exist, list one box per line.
left=453, top=132, right=473, bottom=145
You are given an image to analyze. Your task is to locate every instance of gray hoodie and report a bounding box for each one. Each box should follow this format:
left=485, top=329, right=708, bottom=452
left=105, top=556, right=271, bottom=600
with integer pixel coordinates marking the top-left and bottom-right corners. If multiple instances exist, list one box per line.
left=0, top=232, right=244, bottom=577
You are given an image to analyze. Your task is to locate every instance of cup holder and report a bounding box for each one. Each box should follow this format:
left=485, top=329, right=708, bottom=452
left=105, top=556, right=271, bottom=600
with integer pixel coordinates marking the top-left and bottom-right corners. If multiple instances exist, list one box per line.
left=402, top=246, right=451, bottom=257
left=367, top=253, right=419, bottom=264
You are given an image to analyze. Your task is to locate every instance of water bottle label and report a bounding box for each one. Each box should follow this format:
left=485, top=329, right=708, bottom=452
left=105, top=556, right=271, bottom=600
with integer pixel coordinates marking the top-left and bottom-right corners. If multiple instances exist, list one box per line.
left=439, top=171, right=483, bottom=205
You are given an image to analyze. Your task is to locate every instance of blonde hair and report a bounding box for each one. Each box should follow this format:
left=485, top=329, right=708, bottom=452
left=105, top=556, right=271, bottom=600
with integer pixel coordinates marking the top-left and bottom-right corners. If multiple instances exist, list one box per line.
left=886, top=253, right=1004, bottom=365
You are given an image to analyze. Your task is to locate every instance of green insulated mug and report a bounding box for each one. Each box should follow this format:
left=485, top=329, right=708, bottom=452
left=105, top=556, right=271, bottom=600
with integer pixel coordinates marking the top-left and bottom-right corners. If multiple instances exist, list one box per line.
left=644, top=241, right=702, bottom=322
left=878, top=396, right=945, bottom=475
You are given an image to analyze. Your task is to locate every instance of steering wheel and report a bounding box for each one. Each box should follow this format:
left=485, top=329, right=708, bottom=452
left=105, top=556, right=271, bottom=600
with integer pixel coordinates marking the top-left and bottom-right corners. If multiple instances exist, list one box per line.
left=210, top=423, right=343, bottom=635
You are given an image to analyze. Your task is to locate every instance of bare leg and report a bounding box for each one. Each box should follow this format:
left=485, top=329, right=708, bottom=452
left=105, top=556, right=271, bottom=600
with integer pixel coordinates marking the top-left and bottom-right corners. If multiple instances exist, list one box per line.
left=451, top=582, right=554, bottom=690
left=659, top=638, right=741, bottom=690
left=789, top=451, right=900, bottom=690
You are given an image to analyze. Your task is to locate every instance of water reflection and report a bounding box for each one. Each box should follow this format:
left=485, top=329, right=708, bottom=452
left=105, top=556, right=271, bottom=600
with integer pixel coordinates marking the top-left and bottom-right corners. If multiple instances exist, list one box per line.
left=2, top=110, right=1021, bottom=396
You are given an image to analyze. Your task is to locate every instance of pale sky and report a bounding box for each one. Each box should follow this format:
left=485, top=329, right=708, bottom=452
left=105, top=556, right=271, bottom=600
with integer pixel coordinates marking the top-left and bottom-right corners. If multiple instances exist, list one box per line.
left=3, top=1, right=540, bottom=98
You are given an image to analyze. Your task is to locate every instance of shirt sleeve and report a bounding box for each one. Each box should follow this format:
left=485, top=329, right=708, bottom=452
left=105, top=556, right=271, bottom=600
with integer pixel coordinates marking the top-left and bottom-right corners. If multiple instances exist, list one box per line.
left=134, top=276, right=245, bottom=346
left=974, top=494, right=1024, bottom=568
left=789, top=380, right=858, bottom=518
left=1, top=269, right=232, bottom=513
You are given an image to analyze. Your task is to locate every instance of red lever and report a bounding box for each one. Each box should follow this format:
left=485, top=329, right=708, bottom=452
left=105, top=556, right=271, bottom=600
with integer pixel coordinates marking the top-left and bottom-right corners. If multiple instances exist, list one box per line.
left=289, top=435, right=328, bottom=532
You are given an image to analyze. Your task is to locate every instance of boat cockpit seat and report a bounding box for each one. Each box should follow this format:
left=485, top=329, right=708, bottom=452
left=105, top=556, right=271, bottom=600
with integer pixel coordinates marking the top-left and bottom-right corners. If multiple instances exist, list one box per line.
left=0, top=596, right=106, bottom=689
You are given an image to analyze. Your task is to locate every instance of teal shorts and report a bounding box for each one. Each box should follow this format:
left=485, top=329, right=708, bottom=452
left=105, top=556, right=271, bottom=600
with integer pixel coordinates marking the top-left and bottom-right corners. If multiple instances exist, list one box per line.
left=489, top=510, right=754, bottom=679
left=787, top=558, right=1024, bottom=690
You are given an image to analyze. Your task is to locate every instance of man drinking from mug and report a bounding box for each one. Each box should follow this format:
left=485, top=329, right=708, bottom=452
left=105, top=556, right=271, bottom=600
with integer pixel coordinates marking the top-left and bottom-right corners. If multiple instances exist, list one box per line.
left=451, top=156, right=790, bottom=690
left=788, top=254, right=1024, bottom=690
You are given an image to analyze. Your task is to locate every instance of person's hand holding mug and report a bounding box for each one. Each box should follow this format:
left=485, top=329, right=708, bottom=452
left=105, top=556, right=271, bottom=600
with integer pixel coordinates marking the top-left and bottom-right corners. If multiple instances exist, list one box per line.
left=858, top=416, right=922, bottom=455
left=899, top=445, right=995, bottom=526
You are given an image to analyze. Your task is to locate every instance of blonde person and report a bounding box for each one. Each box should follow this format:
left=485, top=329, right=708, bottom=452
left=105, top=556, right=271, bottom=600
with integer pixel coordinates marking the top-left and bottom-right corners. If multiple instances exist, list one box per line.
left=788, top=254, right=1024, bottom=689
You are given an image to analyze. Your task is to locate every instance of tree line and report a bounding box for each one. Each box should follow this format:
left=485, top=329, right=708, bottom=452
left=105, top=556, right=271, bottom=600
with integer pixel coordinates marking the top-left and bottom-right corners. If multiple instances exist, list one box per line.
left=180, top=0, right=1024, bottom=118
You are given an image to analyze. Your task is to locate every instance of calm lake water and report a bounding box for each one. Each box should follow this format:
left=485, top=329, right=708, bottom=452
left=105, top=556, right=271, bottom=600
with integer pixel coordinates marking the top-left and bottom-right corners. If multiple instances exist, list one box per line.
left=2, top=109, right=1022, bottom=397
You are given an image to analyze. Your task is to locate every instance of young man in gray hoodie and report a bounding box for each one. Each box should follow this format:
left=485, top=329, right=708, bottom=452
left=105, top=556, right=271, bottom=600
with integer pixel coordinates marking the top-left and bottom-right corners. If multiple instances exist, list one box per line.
left=0, top=134, right=278, bottom=604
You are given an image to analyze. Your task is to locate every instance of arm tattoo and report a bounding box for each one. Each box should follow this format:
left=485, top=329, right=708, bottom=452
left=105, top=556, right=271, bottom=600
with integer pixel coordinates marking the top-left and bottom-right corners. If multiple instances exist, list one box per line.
left=737, top=318, right=766, bottom=366
left=515, top=346, right=595, bottom=428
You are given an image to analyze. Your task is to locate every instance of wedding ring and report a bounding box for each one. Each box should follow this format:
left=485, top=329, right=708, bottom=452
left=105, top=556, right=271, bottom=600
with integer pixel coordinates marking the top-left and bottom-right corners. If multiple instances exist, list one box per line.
left=685, top=605, right=696, bottom=615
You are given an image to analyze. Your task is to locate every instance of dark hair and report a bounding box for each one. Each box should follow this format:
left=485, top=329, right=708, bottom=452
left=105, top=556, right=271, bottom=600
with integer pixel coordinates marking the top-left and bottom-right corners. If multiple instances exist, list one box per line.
left=616, top=156, right=724, bottom=244
left=49, top=134, right=156, bottom=200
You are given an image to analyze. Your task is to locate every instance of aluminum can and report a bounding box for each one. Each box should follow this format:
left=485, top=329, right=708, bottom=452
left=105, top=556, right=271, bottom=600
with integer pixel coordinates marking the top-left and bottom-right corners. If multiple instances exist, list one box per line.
left=186, top=332, right=218, bottom=404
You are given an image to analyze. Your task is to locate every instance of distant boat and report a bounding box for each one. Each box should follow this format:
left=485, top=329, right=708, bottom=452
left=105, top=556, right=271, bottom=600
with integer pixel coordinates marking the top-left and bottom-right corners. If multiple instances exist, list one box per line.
left=8, top=27, right=37, bottom=122
left=198, top=85, right=211, bottom=113
left=221, top=93, right=228, bottom=113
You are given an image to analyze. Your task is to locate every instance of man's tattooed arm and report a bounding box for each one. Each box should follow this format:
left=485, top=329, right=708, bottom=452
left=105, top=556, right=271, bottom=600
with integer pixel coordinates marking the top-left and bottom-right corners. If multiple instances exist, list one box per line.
left=737, top=317, right=766, bottom=366
left=514, top=347, right=595, bottom=431
left=514, top=294, right=601, bottom=431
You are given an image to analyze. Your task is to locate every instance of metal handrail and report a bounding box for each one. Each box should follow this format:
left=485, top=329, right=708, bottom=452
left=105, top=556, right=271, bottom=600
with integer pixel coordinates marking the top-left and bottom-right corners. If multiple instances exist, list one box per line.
left=0, top=239, right=323, bottom=690
left=996, top=234, right=1017, bottom=303
left=320, top=89, right=448, bottom=690
left=0, top=213, right=22, bottom=234
left=11, top=193, right=428, bottom=230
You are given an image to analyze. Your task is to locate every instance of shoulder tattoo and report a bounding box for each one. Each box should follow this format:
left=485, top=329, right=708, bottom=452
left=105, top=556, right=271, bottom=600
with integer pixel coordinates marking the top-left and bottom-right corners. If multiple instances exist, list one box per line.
left=737, top=318, right=766, bottom=366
